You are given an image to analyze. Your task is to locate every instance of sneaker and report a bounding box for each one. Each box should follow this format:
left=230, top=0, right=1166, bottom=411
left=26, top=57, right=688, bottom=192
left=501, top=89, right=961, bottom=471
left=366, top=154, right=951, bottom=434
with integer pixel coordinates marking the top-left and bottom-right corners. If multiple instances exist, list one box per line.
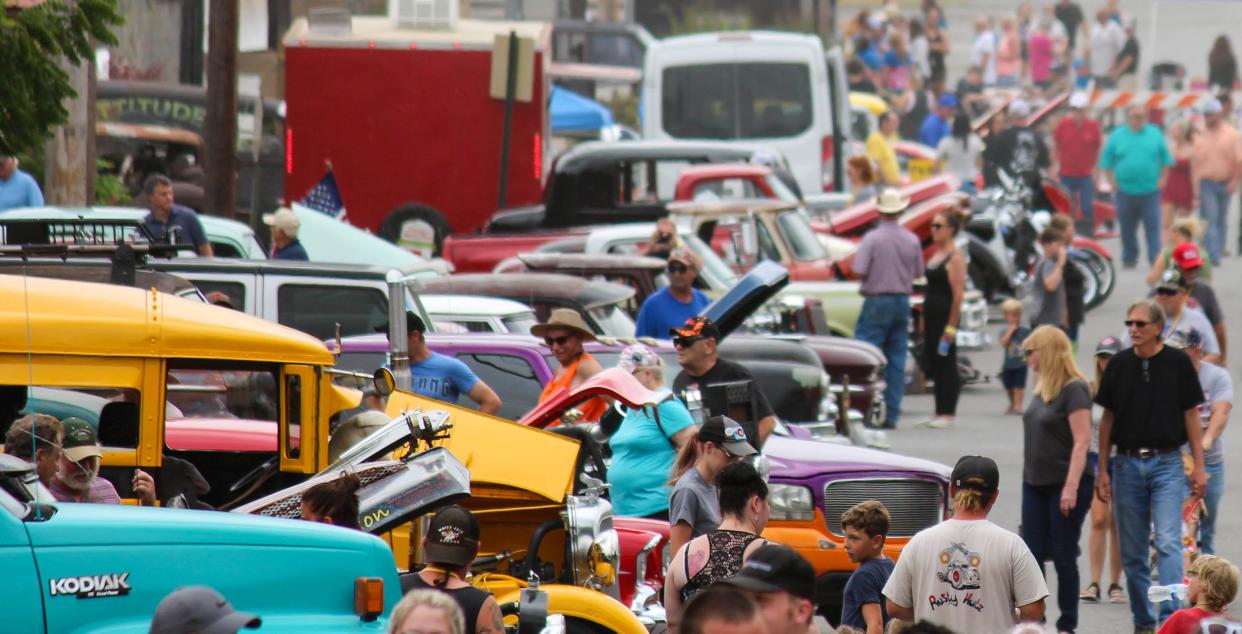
left=1080, top=582, right=1100, bottom=603
left=1109, top=583, right=1127, bottom=603
left=912, top=417, right=939, bottom=428
left=928, top=417, right=958, bottom=429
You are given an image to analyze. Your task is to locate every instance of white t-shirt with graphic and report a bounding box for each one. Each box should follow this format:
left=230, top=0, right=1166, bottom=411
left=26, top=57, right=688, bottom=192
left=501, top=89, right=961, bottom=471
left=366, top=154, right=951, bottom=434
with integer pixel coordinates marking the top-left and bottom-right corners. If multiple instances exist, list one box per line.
left=882, top=518, right=1049, bottom=634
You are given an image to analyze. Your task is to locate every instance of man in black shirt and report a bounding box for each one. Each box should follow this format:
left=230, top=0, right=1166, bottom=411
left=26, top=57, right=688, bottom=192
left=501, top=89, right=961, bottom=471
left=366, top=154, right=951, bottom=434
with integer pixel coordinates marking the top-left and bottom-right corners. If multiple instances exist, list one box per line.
left=671, top=316, right=775, bottom=448
left=983, top=100, right=1051, bottom=190
left=1095, top=299, right=1206, bottom=632
left=1054, top=0, right=1086, bottom=55
left=1111, top=18, right=1141, bottom=90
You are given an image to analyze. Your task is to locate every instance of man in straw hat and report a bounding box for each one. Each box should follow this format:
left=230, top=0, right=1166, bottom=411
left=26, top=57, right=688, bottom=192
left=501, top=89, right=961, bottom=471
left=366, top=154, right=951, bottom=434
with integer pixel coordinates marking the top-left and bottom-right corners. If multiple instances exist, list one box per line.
left=532, top=308, right=607, bottom=421
left=854, top=188, right=924, bottom=429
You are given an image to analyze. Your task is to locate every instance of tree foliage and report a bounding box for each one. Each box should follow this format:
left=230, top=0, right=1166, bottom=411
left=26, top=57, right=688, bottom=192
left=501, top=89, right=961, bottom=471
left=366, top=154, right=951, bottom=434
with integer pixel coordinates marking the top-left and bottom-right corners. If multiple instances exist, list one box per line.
left=0, top=0, right=123, bottom=155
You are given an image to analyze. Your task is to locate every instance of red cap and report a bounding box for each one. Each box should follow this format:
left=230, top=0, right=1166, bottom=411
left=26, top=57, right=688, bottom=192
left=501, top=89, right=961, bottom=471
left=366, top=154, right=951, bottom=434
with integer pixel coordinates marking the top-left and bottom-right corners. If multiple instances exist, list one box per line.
left=1171, top=243, right=1205, bottom=270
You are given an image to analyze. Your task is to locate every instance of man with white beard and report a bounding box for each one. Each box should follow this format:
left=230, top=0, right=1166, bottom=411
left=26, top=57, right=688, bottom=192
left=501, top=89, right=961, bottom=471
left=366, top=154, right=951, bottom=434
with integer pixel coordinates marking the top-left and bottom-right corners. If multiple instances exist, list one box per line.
left=45, top=417, right=155, bottom=505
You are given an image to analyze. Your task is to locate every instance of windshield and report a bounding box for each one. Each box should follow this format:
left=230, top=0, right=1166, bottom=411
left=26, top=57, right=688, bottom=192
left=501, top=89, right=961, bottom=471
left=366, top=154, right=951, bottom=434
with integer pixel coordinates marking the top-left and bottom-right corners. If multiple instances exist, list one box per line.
left=662, top=62, right=813, bottom=140
left=588, top=304, right=636, bottom=337
left=777, top=211, right=829, bottom=260
left=501, top=313, right=539, bottom=335
left=684, top=234, right=738, bottom=289
left=765, top=174, right=801, bottom=203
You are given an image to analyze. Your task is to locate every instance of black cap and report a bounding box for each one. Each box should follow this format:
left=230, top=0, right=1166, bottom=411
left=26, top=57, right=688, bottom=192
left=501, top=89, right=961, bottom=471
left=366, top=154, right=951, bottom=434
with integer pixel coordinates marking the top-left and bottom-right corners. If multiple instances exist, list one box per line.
left=951, top=455, right=999, bottom=495
left=149, top=586, right=261, bottom=634
left=697, top=415, right=757, bottom=457
left=374, top=310, right=426, bottom=336
left=424, top=505, right=480, bottom=567
left=669, top=316, right=721, bottom=341
left=1095, top=336, right=1122, bottom=357
left=717, top=544, right=815, bottom=600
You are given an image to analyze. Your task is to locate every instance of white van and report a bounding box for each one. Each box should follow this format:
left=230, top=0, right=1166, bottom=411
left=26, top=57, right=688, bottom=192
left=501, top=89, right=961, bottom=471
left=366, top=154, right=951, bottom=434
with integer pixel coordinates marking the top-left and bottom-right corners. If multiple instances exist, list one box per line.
left=642, top=31, right=850, bottom=197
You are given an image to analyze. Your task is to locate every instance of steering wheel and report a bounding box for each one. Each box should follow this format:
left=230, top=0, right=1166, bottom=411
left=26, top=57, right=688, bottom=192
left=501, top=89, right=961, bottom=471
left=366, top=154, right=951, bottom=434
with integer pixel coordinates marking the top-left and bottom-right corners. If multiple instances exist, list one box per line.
left=227, top=456, right=278, bottom=495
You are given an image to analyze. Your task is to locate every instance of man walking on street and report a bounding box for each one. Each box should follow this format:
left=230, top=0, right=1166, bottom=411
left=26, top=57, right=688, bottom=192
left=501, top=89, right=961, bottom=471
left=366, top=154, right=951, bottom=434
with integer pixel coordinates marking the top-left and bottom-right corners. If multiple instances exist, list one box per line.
left=636, top=247, right=710, bottom=339
left=1100, top=106, right=1172, bottom=268
left=1190, top=99, right=1241, bottom=265
left=1096, top=299, right=1207, bottom=632
left=853, top=189, right=924, bottom=429
left=883, top=455, right=1049, bottom=632
left=1089, top=8, right=1126, bottom=88
left=1053, top=92, right=1103, bottom=235
left=0, top=155, right=43, bottom=211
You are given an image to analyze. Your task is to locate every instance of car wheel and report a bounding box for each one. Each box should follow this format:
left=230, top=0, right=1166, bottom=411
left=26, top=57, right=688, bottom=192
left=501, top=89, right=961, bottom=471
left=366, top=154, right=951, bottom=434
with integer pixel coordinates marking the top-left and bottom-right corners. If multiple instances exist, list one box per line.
left=379, top=203, right=451, bottom=258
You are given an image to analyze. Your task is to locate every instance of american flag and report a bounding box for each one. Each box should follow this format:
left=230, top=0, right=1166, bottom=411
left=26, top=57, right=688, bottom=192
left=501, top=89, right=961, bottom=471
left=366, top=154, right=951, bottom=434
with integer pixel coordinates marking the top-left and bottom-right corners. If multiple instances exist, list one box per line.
left=300, top=169, right=346, bottom=219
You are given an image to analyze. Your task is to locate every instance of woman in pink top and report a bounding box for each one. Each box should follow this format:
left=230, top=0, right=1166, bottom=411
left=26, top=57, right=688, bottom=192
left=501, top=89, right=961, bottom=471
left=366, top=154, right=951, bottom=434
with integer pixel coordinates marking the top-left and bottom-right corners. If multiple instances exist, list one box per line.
left=1028, top=18, right=1055, bottom=90
left=996, top=16, right=1023, bottom=86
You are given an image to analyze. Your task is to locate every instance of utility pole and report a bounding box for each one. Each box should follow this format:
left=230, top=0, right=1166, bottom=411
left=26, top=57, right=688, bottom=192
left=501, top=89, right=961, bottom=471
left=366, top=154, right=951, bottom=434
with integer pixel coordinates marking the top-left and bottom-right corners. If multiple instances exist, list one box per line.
left=205, top=0, right=238, bottom=219
left=44, top=46, right=95, bottom=204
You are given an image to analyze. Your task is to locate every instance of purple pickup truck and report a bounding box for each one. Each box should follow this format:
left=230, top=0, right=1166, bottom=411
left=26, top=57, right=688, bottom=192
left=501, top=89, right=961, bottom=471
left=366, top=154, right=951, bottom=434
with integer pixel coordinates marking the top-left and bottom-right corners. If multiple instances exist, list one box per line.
left=331, top=332, right=950, bottom=622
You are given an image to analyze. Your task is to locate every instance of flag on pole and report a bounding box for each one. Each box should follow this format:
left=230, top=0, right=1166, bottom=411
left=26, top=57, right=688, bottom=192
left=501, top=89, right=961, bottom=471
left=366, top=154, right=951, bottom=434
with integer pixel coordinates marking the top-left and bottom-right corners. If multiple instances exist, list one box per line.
left=300, top=167, right=346, bottom=219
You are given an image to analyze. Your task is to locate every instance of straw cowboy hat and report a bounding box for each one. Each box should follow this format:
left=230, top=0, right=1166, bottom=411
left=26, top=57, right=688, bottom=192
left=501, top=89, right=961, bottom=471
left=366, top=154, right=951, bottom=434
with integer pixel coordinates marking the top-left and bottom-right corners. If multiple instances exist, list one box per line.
left=530, top=308, right=597, bottom=341
left=875, top=189, right=910, bottom=215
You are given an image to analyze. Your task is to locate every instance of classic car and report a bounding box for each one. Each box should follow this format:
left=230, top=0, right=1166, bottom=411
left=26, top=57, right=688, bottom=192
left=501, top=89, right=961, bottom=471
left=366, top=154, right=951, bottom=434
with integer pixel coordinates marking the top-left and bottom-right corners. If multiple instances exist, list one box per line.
left=416, top=273, right=639, bottom=338
left=420, top=294, right=538, bottom=335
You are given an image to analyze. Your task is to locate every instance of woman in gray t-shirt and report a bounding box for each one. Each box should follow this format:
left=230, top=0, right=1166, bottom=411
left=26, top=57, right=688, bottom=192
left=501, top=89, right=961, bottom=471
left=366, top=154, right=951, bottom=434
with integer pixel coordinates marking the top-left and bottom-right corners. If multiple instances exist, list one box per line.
left=665, top=416, right=758, bottom=559
left=1019, top=325, right=1094, bottom=634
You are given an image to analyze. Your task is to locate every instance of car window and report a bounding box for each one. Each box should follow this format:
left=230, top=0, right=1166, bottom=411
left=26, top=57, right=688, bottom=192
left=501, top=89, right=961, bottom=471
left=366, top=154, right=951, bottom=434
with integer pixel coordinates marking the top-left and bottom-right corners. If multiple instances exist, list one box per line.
left=501, top=313, right=538, bottom=335
left=588, top=304, right=636, bottom=337
left=620, top=159, right=693, bottom=203
left=755, top=220, right=782, bottom=262
left=210, top=241, right=243, bottom=258
left=454, top=353, right=542, bottom=421
left=662, top=63, right=814, bottom=140
left=334, top=352, right=388, bottom=374
left=15, top=386, right=144, bottom=450
left=553, top=30, right=588, bottom=63
left=692, top=177, right=761, bottom=200
left=587, top=33, right=643, bottom=68
left=195, top=281, right=245, bottom=309
left=165, top=364, right=279, bottom=429
left=777, top=211, right=829, bottom=260
left=277, top=284, right=388, bottom=340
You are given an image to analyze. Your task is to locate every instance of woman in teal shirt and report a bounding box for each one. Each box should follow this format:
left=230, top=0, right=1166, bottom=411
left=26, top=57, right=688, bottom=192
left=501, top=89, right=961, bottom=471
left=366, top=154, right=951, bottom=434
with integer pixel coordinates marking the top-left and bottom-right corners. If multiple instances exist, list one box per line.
left=608, top=344, right=697, bottom=519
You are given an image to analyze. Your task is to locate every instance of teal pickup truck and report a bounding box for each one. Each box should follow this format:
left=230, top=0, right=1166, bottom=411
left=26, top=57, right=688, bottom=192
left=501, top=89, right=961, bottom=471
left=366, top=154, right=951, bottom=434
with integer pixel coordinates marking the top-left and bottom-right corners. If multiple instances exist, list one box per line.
left=0, top=453, right=400, bottom=633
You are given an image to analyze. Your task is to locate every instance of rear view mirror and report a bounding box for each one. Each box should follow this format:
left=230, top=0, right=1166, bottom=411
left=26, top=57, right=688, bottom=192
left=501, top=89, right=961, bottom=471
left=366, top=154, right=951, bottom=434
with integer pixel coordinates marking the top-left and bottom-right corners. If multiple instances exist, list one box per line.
left=373, top=368, right=395, bottom=396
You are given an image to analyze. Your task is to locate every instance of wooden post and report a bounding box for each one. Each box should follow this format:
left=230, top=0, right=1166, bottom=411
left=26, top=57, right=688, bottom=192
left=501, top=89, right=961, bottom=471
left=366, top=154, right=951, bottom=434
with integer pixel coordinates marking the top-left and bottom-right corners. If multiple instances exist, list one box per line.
left=205, top=0, right=238, bottom=218
left=43, top=46, right=95, bottom=204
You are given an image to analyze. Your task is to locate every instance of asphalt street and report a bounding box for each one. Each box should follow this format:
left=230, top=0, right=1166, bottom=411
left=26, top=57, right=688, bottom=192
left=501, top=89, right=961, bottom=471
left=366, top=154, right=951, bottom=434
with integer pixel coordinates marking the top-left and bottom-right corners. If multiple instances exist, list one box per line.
left=887, top=232, right=1241, bottom=633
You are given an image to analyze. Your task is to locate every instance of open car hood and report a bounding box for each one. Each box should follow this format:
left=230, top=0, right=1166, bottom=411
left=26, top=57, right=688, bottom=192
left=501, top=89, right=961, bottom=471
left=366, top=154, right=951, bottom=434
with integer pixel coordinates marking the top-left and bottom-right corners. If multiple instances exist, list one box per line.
left=702, top=260, right=790, bottom=339
left=518, top=367, right=667, bottom=429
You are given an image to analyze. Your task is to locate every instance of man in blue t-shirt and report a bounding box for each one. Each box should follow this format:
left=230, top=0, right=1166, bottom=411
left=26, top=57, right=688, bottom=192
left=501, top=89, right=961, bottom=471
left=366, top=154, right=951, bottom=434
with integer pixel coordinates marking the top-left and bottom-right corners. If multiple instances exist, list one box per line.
left=140, top=174, right=213, bottom=256
left=919, top=94, right=958, bottom=148
left=635, top=247, right=710, bottom=339
left=0, top=155, right=44, bottom=211
left=380, top=311, right=501, bottom=415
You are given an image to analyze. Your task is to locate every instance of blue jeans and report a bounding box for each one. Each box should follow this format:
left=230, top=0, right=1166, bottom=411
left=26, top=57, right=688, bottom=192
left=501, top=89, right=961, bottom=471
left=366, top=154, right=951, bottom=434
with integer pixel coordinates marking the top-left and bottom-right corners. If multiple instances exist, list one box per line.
left=1198, top=179, right=1230, bottom=263
left=1060, top=175, right=1096, bottom=228
left=1021, top=477, right=1094, bottom=633
left=1112, top=452, right=1186, bottom=628
left=1200, top=460, right=1225, bottom=555
left=1115, top=191, right=1162, bottom=266
left=855, top=294, right=910, bottom=427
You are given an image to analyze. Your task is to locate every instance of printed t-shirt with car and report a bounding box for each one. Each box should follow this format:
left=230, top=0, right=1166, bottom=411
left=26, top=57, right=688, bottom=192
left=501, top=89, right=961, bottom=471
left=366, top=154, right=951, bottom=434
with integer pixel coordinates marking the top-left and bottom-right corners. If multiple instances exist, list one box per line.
left=882, top=519, right=1049, bottom=633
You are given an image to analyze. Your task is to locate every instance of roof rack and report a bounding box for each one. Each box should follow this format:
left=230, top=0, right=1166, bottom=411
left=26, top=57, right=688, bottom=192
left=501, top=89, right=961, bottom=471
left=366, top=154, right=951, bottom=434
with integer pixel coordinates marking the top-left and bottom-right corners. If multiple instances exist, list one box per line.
left=0, top=218, right=192, bottom=260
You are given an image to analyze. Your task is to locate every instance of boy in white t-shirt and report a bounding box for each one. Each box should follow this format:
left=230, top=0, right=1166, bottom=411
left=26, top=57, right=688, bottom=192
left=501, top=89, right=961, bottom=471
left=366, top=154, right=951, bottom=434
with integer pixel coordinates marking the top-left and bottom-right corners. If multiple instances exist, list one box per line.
left=883, top=455, right=1049, bottom=633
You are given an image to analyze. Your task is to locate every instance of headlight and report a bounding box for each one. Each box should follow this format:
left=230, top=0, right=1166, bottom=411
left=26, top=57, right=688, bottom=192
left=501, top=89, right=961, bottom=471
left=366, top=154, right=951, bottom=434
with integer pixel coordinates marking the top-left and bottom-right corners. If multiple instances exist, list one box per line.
left=564, top=494, right=620, bottom=598
left=768, top=483, right=814, bottom=521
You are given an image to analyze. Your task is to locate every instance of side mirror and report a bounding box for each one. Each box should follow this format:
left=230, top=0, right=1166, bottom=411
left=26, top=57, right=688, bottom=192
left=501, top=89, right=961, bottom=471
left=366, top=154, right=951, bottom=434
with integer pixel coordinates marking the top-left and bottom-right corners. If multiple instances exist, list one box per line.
left=373, top=368, right=396, bottom=397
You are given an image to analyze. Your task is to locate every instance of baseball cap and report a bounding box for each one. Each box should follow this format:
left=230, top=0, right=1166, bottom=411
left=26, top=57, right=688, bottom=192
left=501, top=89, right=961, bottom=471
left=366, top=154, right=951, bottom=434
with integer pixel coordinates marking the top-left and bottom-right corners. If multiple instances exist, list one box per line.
left=424, top=505, right=480, bottom=567
left=262, top=207, right=300, bottom=237
left=697, top=415, right=757, bottom=457
left=61, top=417, right=102, bottom=462
left=951, top=455, right=999, bottom=495
left=938, top=94, right=958, bottom=109
left=1068, top=91, right=1090, bottom=109
left=1171, top=242, right=1205, bottom=270
left=1007, top=100, right=1031, bottom=118
left=1166, top=327, right=1204, bottom=350
left=1156, top=268, right=1190, bottom=292
left=667, top=246, right=700, bottom=270
left=1203, top=99, right=1224, bottom=115
left=717, top=543, right=815, bottom=600
left=1095, top=336, right=1123, bottom=357
left=149, top=586, right=261, bottom=634
left=669, top=316, right=721, bottom=342
left=374, top=310, right=427, bottom=335
left=617, top=343, right=663, bottom=373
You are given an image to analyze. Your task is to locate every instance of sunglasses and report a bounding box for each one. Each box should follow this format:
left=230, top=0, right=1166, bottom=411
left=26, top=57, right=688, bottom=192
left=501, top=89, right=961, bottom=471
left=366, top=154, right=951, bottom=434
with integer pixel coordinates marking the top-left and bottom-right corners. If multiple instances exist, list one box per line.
left=1124, top=320, right=1152, bottom=328
left=673, top=335, right=704, bottom=349
left=1155, top=287, right=1182, bottom=296
left=544, top=335, right=572, bottom=347
left=667, top=262, right=689, bottom=274
left=930, top=223, right=946, bottom=230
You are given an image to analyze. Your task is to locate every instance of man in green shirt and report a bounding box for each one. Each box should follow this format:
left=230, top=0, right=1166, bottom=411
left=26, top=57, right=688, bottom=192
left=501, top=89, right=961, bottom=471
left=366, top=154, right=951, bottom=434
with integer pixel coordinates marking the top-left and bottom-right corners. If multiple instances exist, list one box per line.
left=1099, top=106, right=1172, bottom=268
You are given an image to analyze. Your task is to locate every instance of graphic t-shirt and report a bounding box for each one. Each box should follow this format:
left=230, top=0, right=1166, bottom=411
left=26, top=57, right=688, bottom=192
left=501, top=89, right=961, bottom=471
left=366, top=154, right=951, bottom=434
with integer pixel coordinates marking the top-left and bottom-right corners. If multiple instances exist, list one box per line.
left=841, top=557, right=894, bottom=630
left=882, top=519, right=1048, bottom=634
left=673, top=358, right=773, bottom=448
left=1157, top=606, right=1221, bottom=634
left=1001, top=325, right=1031, bottom=370
left=409, top=352, right=480, bottom=403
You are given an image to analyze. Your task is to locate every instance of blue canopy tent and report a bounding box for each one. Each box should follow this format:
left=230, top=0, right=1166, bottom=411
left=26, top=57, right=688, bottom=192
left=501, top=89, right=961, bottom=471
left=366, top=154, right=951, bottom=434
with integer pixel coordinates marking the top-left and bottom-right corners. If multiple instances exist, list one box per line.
left=549, top=85, right=615, bottom=134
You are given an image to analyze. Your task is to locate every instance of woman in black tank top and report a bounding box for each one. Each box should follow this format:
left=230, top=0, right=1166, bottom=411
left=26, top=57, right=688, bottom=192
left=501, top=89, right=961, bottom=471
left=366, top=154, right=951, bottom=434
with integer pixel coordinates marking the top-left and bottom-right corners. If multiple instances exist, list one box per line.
left=916, top=208, right=967, bottom=428
left=399, top=505, right=504, bottom=634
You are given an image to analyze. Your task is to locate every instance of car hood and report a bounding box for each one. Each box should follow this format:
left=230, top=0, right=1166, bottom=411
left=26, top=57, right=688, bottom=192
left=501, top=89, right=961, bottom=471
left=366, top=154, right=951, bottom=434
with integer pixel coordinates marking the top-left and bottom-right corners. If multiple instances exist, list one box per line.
left=702, top=260, right=790, bottom=338
left=519, top=367, right=667, bottom=428
left=764, top=434, right=950, bottom=481
left=778, top=334, right=885, bottom=366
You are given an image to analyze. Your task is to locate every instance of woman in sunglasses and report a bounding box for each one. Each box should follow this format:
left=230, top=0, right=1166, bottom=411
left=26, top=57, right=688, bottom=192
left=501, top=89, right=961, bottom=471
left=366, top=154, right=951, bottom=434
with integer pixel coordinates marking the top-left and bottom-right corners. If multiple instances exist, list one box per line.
left=914, top=206, right=967, bottom=429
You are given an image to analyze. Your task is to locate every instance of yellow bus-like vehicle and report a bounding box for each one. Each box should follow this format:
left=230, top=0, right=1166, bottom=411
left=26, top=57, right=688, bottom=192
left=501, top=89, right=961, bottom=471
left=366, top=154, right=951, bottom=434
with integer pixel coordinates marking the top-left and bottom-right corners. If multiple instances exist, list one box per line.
left=0, top=274, right=644, bottom=633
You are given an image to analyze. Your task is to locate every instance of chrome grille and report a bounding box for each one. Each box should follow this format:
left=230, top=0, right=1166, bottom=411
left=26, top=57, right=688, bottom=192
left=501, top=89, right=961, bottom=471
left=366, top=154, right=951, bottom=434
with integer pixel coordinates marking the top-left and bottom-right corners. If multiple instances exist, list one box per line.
left=824, top=478, right=943, bottom=538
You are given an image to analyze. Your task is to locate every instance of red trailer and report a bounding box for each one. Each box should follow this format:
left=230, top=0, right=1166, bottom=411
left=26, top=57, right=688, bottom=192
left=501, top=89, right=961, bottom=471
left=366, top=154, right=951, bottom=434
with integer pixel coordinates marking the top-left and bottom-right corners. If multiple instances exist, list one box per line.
left=283, top=16, right=551, bottom=256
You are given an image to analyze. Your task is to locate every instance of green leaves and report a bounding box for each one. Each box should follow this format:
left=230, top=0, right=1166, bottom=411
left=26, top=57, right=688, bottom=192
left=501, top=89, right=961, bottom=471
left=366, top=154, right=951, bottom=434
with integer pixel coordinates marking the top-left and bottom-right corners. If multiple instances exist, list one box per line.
left=0, top=0, right=123, bottom=155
